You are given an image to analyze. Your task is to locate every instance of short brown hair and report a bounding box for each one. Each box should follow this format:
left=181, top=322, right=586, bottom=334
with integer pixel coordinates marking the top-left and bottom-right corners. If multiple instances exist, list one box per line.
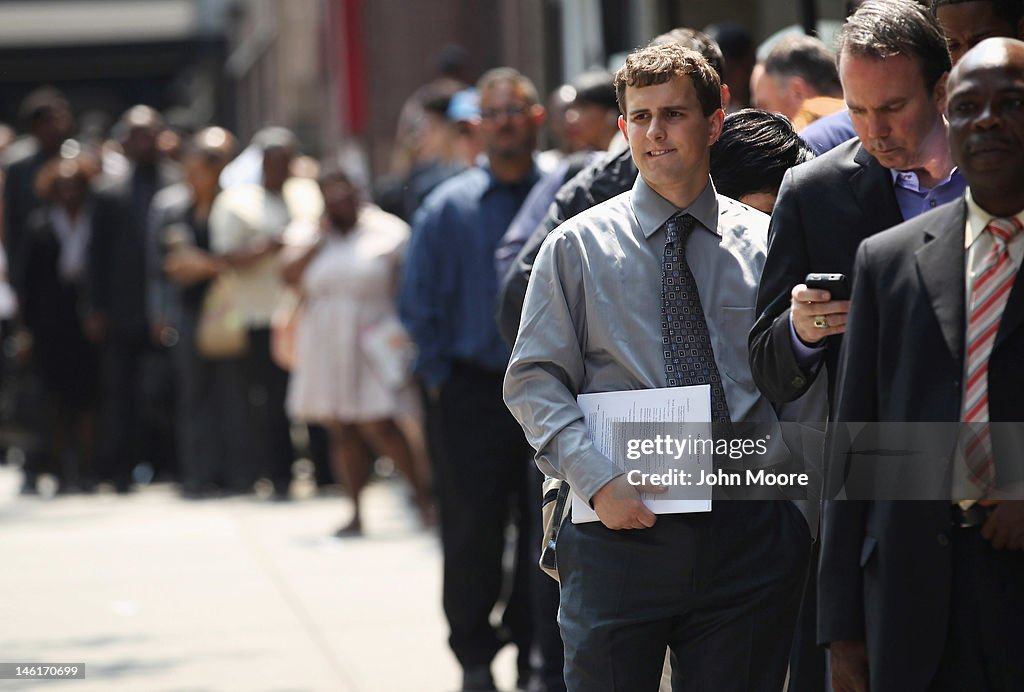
left=649, top=27, right=725, bottom=81
left=837, top=0, right=951, bottom=94
left=614, top=43, right=722, bottom=116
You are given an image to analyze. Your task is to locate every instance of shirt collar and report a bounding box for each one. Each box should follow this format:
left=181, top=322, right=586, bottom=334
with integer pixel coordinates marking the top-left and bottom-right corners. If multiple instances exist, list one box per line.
left=632, top=174, right=720, bottom=239
left=889, top=166, right=958, bottom=193
left=964, top=187, right=1024, bottom=249
left=481, top=157, right=541, bottom=193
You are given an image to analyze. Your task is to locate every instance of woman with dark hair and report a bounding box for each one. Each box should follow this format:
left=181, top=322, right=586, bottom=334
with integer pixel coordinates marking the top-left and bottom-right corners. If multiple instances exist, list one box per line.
left=283, top=168, right=433, bottom=536
left=17, top=152, right=101, bottom=491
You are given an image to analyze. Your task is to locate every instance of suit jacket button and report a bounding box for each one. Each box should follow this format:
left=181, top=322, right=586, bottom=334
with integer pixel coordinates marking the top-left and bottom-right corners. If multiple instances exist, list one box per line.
left=791, top=376, right=805, bottom=388
left=937, top=533, right=950, bottom=547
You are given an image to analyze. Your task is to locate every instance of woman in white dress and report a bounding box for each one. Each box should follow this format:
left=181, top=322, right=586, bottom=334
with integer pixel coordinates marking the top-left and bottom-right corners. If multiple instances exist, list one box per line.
left=284, top=168, right=432, bottom=535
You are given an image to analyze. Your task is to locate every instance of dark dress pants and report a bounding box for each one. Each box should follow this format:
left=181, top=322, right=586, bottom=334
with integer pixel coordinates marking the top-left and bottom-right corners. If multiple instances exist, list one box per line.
left=557, top=500, right=810, bottom=692
left=243, top=327, right=294, bottom=495
left=927, top=524, right=1024, bottom=692
left=437, top=362, right=534, bottom=673
left=98, top=332, right=147, bottom=487
left=787, top=539, right=827, bottom=692
left=173, top=309, right=250, bottom=492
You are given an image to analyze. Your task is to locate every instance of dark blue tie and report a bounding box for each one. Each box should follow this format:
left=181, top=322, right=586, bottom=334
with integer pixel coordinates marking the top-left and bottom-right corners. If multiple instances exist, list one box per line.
left=661, top=213, right=731, bottom=424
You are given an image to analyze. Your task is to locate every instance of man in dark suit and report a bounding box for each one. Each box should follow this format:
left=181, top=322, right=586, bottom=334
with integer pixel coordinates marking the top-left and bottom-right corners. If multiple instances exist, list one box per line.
left=750, top=0, right=963, bottom=409
left=89, top=105, right=180, bottom=490
left=3, top=87, right=73, bottom=293
left=2, top=88, right=74, bottom=492
left=820, top=37, right=1024, bottom=691
left=748, top=3, right=964, bottom=690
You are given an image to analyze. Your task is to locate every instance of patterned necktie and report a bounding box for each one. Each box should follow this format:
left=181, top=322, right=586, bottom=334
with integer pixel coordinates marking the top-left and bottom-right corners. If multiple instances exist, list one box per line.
left=661, top=213, right=731, bottom=423
left=961, top=216, right=1022, bottom=492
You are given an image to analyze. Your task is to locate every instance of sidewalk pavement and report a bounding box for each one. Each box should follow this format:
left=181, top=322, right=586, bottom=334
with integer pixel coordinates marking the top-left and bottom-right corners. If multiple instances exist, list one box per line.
left=0, top=466, right=517, bottom=692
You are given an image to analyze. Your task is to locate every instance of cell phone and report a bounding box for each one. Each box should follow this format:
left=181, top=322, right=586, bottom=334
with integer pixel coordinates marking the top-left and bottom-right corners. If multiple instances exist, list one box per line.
left=804, top=272, right=850, bottom=301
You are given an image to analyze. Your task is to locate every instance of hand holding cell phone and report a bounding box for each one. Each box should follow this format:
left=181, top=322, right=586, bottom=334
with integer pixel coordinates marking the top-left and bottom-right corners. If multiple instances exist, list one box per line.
left=790, top=273, right=852, bottom=344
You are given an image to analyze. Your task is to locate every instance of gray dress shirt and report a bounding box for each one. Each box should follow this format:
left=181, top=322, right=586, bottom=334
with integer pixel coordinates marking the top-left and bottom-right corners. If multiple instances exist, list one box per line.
left=504, top=175, right=785, bottom=503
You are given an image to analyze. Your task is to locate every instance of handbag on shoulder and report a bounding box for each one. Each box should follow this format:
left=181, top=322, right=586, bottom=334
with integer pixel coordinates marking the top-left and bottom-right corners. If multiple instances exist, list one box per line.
left=196, top=272, right=247, bottom=358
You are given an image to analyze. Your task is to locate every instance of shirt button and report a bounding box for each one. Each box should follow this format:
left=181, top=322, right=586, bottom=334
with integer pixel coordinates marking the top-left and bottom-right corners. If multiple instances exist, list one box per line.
left=791, top=376, right=806, bottom=388
left=929, top=200, right=937, bottom=207
left=937, top=533, right=950, bottom=547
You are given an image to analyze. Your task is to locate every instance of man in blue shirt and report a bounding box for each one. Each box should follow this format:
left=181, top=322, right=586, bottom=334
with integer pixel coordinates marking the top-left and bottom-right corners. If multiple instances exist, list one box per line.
left=400, top=67, right=548, bottom=691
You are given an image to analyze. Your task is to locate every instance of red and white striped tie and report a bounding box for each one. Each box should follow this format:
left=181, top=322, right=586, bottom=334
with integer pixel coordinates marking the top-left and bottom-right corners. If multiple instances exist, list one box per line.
left=962, top=216, right=1022, bottom=492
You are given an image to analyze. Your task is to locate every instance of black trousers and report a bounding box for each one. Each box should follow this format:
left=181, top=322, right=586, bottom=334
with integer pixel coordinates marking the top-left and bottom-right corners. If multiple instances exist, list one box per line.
left=241, top=328, right=294, bottom=494
left=557, top=501, right=810, bottom=692
left=97, top=334, right=147, bottom=487
left=437, top=362, right=534, bottom=672
left=172, top=310, right=251, bottom=492
left=928, top=525, right=1024, bottom=691
left=787, top=539, right=827, bottom=692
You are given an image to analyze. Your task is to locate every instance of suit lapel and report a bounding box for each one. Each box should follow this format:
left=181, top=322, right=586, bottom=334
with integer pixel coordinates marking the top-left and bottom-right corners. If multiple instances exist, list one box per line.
left=850, top=145, right=904, bottom=231
left=916, top=202, right=967, bottom=366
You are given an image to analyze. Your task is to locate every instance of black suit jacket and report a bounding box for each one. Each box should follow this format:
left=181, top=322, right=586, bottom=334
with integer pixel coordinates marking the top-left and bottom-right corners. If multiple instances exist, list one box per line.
left=749, top=139, right=903, bottom=410
left=818, top=199, right=1024, bottom=691
left=18, top=208, right=100, bottom=406
left=88, top=163, right=180, bottom=341
left=3, top=147, right=50, bottom=293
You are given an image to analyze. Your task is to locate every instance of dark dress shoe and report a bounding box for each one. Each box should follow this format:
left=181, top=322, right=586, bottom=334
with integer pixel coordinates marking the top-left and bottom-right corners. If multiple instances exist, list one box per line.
left=462, top=665, right=496, bottom=691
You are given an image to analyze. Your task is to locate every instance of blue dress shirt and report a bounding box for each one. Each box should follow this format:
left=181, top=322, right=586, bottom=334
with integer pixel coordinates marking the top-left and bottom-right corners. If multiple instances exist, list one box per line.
left=400, top=162, right=540, bottom=388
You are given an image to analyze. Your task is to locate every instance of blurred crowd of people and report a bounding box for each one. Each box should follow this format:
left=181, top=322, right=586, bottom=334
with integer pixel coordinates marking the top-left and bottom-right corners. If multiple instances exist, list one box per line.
left=0, top=89, right=437, bottom=511
left=4, top=1, right=1023, bottom=690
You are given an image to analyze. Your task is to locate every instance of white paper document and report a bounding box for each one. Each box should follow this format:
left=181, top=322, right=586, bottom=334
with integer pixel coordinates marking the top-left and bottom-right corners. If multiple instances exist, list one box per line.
left=572, top=385, right=714, bottom=523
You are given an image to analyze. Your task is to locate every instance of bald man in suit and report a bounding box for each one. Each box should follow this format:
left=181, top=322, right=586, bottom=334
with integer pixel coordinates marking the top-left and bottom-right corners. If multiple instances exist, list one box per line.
left=821, top=38, right=1024, bottom=692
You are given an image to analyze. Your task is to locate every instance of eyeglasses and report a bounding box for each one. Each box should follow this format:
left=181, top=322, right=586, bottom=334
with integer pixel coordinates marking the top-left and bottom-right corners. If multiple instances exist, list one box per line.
left=479, top=104, right=530, bottom=121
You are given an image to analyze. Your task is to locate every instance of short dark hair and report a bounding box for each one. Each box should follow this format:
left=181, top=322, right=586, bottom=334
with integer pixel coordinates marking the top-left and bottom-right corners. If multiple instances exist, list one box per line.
left=649, top=27, right=726, bottom=81
left=614, top=43, right=722, bottom=116
left=570, top=71, right=618, bottom=111
left=836, top=0, right=952, bottom=93
left=931, top=0, right=1024, bottom=30
left=764, top=35, right=843, bottom=97
left=710, top=109, right=814, bottom=200
left=19, top=86, right=69, bottom=129
left=420, top=81, right=463, bottom=117
left=702, top=22, right=754, bottom=61
left=318, top=163, right=354, bottom=188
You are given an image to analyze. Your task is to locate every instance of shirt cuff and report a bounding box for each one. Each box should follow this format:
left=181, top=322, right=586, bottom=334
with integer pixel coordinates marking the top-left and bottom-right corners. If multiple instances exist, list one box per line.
left=789, top=312, right=825, bottom=368
left=563, top=451, right=624, bottom=505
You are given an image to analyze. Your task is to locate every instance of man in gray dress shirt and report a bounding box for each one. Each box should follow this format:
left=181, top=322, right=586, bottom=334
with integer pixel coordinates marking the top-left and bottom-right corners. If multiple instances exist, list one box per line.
left=504, top=43, right=810, bottom=691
